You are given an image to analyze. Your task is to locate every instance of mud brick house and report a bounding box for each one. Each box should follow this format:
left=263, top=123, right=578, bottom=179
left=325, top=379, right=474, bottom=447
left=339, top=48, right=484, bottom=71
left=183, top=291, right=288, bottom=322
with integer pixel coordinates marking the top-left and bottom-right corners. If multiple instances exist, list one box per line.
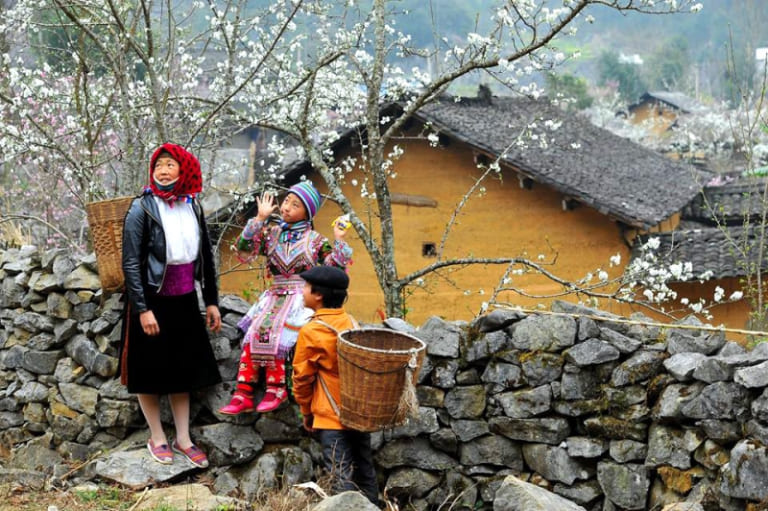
left=626, top=91, right=707, bottom=136
left=215, top=91, right=715, bottom=326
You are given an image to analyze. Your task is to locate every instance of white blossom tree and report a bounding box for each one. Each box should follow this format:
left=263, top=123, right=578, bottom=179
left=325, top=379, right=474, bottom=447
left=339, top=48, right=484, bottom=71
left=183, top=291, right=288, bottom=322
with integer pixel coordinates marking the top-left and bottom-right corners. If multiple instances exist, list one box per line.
left=0, top=0, right=702, bottom=316
left=0, top=0, right=310, bottom=247
left=259, top=0, right=703, bottom=317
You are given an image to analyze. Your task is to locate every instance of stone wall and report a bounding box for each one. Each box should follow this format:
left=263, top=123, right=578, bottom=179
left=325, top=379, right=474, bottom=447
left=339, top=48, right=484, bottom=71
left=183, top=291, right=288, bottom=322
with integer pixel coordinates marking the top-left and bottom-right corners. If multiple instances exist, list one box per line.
left=1, top=246, right=767, bottom=511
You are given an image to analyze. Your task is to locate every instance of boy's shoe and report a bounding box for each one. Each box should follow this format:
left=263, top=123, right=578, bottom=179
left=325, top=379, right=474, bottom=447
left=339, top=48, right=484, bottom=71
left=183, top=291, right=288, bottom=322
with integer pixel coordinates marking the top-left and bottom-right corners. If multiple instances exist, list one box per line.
left=218, top=394, right=255, bottom=415
left=171, top=439, right=209, bottom=468
left=256, top=386, right=288, bottom=413
left=147, top=439, right=173, bottom=465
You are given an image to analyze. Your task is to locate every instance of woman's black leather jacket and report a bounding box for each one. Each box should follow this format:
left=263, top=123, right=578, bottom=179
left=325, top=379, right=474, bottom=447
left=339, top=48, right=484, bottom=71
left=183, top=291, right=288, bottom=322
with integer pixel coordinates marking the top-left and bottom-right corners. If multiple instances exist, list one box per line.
left=121, top=193, right=219, bottom=314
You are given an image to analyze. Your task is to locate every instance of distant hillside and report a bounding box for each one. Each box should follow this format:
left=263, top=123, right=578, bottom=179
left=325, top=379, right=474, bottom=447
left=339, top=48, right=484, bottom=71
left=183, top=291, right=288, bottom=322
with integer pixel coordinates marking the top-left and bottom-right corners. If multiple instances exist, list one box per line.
left=383, top=0, right=767, bottom=101
left=173, top=0, right=766, bottom=101
left=570, top=0, right=766, bottom=84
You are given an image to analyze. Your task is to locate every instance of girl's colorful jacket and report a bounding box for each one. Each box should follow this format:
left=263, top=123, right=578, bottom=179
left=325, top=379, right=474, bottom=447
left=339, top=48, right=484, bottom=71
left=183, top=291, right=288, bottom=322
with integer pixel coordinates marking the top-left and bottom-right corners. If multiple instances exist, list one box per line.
left=235, top=218, right=352, bottom=358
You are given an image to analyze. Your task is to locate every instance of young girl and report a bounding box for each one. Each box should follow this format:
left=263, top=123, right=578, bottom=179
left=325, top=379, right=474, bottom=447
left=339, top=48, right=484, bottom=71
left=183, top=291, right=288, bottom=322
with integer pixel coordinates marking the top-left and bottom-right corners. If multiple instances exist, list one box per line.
left=121, top=143, right=221, bottom=468
left=219, top=181, right=352, bottom=414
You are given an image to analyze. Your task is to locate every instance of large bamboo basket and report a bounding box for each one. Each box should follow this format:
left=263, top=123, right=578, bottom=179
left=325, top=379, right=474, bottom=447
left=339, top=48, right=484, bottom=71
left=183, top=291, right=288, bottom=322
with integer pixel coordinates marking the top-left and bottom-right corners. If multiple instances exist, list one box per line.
left=85, top=196, right=134, bottom=293
left=336, top=328, right=426, bottom=432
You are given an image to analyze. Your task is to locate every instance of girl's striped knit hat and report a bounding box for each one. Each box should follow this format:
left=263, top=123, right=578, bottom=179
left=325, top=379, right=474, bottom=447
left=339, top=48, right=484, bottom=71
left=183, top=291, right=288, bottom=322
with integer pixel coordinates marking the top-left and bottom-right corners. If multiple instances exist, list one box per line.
left=288, top=181, right=322, bottom=220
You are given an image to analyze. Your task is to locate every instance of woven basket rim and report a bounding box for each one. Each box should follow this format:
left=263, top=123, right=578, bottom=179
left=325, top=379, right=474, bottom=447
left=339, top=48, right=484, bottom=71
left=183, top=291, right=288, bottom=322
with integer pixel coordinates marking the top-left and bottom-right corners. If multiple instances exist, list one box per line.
left=86, top=195, right=136, bottom=205
left=338, top=327, right=425, bottom=355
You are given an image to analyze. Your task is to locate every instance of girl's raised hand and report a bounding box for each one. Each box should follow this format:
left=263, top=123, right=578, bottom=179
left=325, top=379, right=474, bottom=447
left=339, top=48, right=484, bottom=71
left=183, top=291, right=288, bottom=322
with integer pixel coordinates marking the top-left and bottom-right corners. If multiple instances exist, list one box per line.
left=332, top=215, right=350, bottom=240
left=255, top=192, right=277, bottom=221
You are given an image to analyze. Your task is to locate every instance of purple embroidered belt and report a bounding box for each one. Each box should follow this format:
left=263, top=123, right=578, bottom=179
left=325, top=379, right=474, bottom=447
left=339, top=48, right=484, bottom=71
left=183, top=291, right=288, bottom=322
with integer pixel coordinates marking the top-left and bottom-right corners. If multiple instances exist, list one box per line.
left=158, top=262, right=195, bottom=296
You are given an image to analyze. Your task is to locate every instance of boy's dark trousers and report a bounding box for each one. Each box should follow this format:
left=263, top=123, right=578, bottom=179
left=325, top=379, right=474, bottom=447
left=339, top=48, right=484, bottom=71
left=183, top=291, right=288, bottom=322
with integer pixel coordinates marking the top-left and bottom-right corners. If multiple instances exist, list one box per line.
left=318, top=429, right=379, bottom=505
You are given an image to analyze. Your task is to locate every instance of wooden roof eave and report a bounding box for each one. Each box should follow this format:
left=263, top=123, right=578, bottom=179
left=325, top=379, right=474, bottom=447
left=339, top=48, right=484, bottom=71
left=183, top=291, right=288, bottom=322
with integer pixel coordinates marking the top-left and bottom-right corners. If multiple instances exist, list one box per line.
left=498, top=155, right=653, bottom=230
left=489, top=156, right=651, bottom=230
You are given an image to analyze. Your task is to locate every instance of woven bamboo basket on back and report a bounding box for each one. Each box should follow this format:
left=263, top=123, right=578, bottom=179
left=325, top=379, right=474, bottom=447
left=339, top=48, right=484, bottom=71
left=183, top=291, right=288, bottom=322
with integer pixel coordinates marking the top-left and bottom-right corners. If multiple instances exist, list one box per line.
left=85, top=196, right=134, bottom=293
left=337, top=328, right=426, bottom=432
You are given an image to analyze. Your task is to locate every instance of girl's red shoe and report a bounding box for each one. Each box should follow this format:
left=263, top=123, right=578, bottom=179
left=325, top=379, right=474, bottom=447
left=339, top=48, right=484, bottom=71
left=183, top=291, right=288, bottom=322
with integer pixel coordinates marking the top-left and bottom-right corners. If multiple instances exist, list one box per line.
left=256, top=387, right=288, bottom=413
left=218, top=394, right=255, bottom=415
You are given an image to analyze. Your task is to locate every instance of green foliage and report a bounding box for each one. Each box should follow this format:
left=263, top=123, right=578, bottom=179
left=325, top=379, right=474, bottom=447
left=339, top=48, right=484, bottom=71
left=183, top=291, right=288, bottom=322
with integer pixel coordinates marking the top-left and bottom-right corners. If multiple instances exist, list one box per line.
left=73, top=486, right=132, bottom=509
left=355, top=0, right=493, bottom=48
left=0, top=6, right=7, bottom=61
left=74, top=489, right=100, bottom=503
left=723, top=44, right=757, bottom=107
left=597, top=50, right=646, bottom=104
left=147, top=505, right=178, bottom=511
left=544, top=72, right=593, bottom=110
left=241, top=285, right=255, bottom=302
left=573, top=0, right=768, bottom=102
left=30, top=4, right=148, bottom=78
left=645, top=36, right=689, bottom=91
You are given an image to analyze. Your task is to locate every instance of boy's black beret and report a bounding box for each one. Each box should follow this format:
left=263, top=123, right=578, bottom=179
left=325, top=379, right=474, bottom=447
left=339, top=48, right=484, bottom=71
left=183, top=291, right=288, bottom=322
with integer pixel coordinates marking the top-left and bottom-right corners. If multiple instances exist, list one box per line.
left=300, top=266, right=349, bottom=290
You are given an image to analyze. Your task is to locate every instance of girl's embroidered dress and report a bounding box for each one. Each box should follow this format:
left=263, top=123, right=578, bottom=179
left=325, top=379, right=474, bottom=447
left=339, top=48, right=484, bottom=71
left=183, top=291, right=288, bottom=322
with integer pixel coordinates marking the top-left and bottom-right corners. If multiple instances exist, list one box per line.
left=220, top=206, right=352, bottom=414
left=236, top=218, right=352, bottom=360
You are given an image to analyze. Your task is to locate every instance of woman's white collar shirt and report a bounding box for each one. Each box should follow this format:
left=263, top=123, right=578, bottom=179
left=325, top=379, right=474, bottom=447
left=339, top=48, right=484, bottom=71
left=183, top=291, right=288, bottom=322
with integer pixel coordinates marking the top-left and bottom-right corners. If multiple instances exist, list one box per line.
left=153, top=196, right=200, bottom=264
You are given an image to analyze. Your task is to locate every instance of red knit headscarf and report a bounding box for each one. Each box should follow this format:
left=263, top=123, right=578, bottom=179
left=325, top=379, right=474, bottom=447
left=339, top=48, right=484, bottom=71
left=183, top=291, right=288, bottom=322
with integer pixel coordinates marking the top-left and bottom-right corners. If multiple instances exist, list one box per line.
left=146, top=143, right=203, bottom=202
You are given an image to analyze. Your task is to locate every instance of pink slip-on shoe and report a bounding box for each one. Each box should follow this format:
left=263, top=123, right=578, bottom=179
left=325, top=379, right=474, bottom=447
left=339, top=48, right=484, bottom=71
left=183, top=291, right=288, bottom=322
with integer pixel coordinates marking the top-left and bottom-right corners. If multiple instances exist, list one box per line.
left=256, top=386, right=288, bottom=413
left=171, top=439, right=209, bottom=468
left=218, top=394, right=255, bottom=415
left=147, top=439, right=173, bottom=465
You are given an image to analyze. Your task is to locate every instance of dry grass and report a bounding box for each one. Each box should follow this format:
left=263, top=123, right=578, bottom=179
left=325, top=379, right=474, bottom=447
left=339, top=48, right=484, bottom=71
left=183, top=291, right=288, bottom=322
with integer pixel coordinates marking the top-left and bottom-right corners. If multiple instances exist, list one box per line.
left=0, top=475, right=398, bottom=511
left=0, top=217, right=30, bottom=248
left=0, top=483, right=133, bottom=511
left=248, top=486, right=324, bottom=511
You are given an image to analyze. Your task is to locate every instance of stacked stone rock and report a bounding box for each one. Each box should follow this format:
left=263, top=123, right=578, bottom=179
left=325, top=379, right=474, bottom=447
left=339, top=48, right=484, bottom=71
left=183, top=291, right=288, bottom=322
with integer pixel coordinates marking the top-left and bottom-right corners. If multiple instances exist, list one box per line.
left=1, top=246, right=767, bottom=510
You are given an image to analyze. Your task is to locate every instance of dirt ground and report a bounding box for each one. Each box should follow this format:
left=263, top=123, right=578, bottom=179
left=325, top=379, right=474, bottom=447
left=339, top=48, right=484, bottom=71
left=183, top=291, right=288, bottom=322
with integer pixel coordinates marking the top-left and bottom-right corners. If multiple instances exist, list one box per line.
left=0, top=483, right=135, bottom=510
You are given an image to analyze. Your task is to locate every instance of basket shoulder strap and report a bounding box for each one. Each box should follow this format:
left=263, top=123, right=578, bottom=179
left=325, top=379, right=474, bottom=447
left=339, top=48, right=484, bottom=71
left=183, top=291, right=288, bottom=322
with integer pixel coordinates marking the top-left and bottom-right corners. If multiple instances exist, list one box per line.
left=317, top=372, right=341, bottom=418
left=313, top=318, right=338, bottom=334
left=311, top=316, right=357, bottom=420
left=313, top=315, right=359, bottom=333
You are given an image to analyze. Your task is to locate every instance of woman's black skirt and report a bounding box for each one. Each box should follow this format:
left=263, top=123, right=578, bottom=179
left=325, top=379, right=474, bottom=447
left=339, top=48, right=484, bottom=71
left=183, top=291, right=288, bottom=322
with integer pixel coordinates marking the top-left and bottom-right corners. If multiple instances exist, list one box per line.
left=120, top=291, right=221, bottom=394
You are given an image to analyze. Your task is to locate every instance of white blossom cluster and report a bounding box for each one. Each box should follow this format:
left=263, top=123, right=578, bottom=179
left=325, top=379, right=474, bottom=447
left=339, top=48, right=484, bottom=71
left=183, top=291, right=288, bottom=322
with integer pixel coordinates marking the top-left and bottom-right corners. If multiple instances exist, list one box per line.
left=616, top=237, right=743, bottom=318
left=584, top=92, right=767, bottom=170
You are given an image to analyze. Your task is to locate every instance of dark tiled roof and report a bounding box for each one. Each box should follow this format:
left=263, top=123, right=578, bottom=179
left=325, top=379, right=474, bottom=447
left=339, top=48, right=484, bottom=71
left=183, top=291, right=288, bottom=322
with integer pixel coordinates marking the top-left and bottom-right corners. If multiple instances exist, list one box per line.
left=635, top=175, right=768, bottom=280
left=629, top=91, right=707, bottom=114
left=211, top=97, right=703, bottom=230
left=683, top=178, right=768, bottom=225
left=633, top=226, right=767, bottom=280
left=415, top=96, right=702, bottom=228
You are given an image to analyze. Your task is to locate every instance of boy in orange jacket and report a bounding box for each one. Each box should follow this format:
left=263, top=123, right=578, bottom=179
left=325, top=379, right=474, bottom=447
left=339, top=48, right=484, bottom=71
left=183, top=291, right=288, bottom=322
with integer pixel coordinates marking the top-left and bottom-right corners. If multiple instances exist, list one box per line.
left=292, top=266, right=380, bottom=506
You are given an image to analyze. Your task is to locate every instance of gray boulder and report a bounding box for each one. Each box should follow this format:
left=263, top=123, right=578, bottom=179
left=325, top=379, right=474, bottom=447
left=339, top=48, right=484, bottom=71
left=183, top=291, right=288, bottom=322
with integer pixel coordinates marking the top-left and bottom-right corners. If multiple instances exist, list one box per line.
left=597, top=461, right=650, bottom=510
left=493, top=475, right=586, bottom=511
left=512, top=315, right=577, bottom=352
left=94, top=448, right=198, bottom=489
left=719, top=439, right=768, bottom=501
left=522, top=444, right=594, bottom=485
left=311, top=491, right=380, bottom=511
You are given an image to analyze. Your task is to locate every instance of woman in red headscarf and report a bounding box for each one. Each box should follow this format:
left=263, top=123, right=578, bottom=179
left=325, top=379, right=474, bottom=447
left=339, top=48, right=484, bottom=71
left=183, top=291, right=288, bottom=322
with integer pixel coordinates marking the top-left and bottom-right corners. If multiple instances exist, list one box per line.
left=120, top=143, right=221, bottom=468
